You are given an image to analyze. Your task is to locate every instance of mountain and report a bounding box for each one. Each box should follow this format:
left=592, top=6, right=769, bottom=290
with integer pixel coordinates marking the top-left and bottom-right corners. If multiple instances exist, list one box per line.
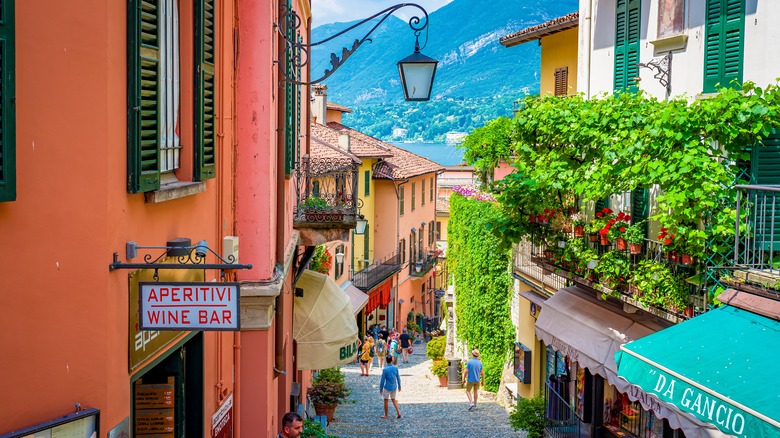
left=311, top=0, right=578, bottom=142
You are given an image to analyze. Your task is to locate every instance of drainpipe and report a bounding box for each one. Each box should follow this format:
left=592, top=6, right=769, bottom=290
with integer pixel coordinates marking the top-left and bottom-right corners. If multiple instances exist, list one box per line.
left=581, top=0, right=594, bottom=98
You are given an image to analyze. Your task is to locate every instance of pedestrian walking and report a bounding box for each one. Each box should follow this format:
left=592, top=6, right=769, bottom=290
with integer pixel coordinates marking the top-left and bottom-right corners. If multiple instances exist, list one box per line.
left=277, top=412, right=303, bottom=438
left=379, top=355, right=402, bottom=419
left=367, top=336, right=376, bottom=373
left=376, top=337, right=387, bottom=368
left=463, top=349, right=485, bottom=411
left=399, top=328, right=411, bottom=363
left=359, top=336, right=372, bottom=376
left=388, top=334, right=400, bottom=363
left=380, top=325, right=390, bottom=342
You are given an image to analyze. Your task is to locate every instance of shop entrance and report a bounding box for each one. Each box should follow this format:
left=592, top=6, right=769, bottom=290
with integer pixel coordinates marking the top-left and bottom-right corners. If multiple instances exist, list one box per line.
left=133, top=333, right=203, bottom=438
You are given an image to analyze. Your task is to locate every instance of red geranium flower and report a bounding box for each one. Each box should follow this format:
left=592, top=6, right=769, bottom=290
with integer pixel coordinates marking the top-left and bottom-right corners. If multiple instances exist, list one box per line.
left=620, top=227, right=626, bottom=232
left=596, top=212, right=603, bottom=218
left=664, top=238, right=671, bottom=245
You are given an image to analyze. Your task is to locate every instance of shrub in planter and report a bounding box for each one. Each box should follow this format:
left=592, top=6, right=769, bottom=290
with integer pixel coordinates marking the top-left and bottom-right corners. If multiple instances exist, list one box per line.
left=426, top=335, right=446, bottom=360
left=509, top=396, right=546, bottom=438
left=594, top=250, right=631, bottom=293
left=302, top=418, right=333, bottom=438
left=431, top=358, right=449, bottom=386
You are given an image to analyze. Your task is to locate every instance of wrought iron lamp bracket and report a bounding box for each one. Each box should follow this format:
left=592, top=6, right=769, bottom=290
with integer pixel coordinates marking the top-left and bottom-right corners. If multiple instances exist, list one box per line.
left=277, top=3, right=430, bottom=85
left=637, top=52, right=672, bottom=97
left=109, top=243, right=253, bottom=280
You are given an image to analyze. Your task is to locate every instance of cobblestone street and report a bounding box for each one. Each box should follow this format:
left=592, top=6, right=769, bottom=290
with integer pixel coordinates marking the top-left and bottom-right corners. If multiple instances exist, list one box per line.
left=325, top=344, right=524, bottom=437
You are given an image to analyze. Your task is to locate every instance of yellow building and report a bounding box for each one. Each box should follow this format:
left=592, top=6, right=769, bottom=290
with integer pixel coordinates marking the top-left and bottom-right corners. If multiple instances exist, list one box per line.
left=499, top=13, right=579, bottom=402
left=501, top=13, right=579, bottom=96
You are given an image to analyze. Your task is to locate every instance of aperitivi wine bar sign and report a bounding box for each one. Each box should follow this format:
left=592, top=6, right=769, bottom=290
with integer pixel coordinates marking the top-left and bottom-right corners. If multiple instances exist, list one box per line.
left=139, top=282, right=240, bottom=330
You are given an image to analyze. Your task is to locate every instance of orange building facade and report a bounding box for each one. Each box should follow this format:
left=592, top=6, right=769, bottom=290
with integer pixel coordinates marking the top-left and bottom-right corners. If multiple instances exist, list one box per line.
left=0, top=0, right=314, bottom=437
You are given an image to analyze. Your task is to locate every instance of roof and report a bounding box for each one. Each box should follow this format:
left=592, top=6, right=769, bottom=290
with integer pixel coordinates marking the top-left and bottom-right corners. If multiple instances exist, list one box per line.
left=311, top=122, right=443, bottom=179
left=310, top=136, right=361, bottom=164
left=436, top=196, right=450, bottom=214
left=500, top=12, right=579, bottom=47
left=327, top=102, right=352, bottom=113
left=311, top=123, right=393, bottom=158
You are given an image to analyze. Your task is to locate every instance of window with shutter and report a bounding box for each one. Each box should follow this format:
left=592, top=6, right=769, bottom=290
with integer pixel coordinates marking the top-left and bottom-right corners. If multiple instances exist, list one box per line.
left=595, top=198, right=610, bottom=212
left=364, top=170, right=370, bottom=196
left=412, top=182, right=416, bottom=211
left=195, top=0, right=216, bottom=181
left=750, top=132, right=780, bottom=249
left=614, top=0, right=640, bottom=93
left=554, top=67, right=568, bottom=96
left=630, top=188, right=649, bottom=240
left=128, top=0, right=217, bottom=193
left=703, top=0, right=744, bottom=93
left=283, top=0, right=300, bottom=175
left=0, top=0, right=15, bottom=202
left=422, top=179, right=425, bottom=205
left=400, top=187, right=405, bottom=215
left=430, top=177, right=434, bottom=202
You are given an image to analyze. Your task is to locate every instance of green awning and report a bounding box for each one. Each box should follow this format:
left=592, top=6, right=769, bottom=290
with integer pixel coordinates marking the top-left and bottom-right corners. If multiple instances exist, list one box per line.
left=616, top=306, right=780, bottom=438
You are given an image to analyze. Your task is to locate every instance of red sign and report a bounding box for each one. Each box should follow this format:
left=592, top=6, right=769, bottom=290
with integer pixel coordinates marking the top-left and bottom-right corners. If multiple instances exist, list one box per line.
left=140, top=282, right=240, bottom=331
left=211, top=394, right=233, bottom=438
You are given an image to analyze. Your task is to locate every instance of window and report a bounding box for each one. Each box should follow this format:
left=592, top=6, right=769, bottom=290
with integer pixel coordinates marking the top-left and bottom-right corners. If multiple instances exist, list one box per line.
left=411, top=182, right=416, bottom=211
left=400, top=187, right=405, bottom=215
left=436, top=221, right=441, bottom=239
left=400, top=239, right=406, bottom=264
left=614, top=0, right=640, bottom=93
left=335, top=244, right=345, bottom=278
left=421, top=179, right=425, bottom=205
left=0, top=0, right=16, bottom=202
left=554, top=67, right=568, bottom=96
left=429, top=225, right=434, bottom=245
left=410, top=232, right=416, bottom=262
left=128, top=0, right=216, bottom=193
left=430, top=177, right=434, bottom=202
left=703, top=0, right=744, bottom=93
left=363, top=230, right=370, bottom=264
left=418, top=228, right=423, bottom=259
left=364, top=170, right=370, bottom=196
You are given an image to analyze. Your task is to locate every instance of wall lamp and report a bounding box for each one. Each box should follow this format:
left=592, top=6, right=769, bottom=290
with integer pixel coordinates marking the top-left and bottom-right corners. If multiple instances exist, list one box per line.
left=110, top=237, right=252, bottom=279
left=354, top=198, right=368, bottom=235
left=277, top=3, right=438, bottom=101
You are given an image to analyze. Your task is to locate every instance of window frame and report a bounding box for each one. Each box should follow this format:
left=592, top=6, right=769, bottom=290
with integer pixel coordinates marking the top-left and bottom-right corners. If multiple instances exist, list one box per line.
left=411, top=182, right=416, bottom=211
left=0, top=0, right=16, bottom=202
left=400, top=187, right=405, bottom=215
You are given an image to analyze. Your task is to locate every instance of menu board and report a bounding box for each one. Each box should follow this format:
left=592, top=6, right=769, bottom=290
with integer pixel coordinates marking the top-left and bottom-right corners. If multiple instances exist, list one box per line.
left=134, top=377, right=175, bottom=437
left=4, top=409, right=98, bottom=438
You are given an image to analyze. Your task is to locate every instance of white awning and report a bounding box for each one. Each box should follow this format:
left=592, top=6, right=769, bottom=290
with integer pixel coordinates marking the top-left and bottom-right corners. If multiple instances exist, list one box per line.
left=294, top=270, right=360, bottom=370
left=341, top=281, right=368, bottom=315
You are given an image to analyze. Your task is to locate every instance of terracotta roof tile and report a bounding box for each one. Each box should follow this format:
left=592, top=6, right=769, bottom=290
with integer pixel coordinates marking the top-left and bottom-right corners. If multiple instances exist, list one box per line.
left=310, top=137, right=361, bottom=164
left=500, top=12, right=579, bottom=47
left=311, top=123, right=393, bottom=158
left=437, top=196, right=450, bottom=213
left=327, top=102, right=352, bottom=113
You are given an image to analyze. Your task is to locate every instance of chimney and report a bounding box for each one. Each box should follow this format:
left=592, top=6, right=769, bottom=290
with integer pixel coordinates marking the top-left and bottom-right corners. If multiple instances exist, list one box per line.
left=338, top=132, right=350, bottom=151
left=312, top=84, right=328, bottom=126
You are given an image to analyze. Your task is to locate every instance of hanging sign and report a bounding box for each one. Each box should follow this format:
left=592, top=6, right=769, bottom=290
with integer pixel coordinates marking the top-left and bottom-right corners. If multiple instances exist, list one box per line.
left=140, top=282, right=240, bottom=331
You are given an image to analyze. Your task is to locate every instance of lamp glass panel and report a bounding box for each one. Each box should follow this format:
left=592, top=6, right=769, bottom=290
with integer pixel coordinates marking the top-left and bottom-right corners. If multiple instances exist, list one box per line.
left=355, top=218, right=368, bottom=234
left=400, top=63, right=435, bottom=100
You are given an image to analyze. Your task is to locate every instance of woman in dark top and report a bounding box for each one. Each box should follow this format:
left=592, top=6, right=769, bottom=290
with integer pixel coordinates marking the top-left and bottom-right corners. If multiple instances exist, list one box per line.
left=399, top=328, right=411, bottom=364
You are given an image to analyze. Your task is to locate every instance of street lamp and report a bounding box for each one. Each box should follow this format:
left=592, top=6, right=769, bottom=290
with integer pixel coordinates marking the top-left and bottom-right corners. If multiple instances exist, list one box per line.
left=335, top=251, right=345, bottom=264
left=354, top=198, right=368, bottom=235
left=278, top=3, right=438, bottom=101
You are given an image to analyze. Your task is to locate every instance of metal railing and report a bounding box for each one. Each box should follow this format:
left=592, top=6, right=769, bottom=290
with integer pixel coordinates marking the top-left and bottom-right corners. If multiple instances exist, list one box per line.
left=352, top=251, right=402, bottom=292
left=512, top=235, right=568, bottom=292
left=410, top=251, right=437, bottom=277
left=545, top=380, right=581, bottom=438
left=293, top=155, right=360, bottom=228
left=734, top=185, right=780, bottom=273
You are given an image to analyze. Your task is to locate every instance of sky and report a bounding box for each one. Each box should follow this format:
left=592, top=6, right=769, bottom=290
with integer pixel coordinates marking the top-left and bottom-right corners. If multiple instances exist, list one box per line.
left=311, top=0, right=454, bottom=27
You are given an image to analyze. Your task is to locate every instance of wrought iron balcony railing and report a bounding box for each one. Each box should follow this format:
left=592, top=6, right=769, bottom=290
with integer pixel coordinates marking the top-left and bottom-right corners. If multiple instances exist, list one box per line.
left=352, top=251, right=402, bottom=292
left=732, top=185, right=780, bottom=295
left=293, top=155, right=360, bottom=229
left=410, top=251, right=437, bottom=277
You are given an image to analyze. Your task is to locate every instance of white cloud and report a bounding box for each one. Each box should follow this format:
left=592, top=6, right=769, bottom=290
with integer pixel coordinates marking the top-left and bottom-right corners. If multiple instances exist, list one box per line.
left=312, top=0, right=454, bottom=27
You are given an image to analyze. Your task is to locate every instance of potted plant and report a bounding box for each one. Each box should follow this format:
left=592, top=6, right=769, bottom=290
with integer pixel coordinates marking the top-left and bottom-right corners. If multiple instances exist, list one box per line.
left=300, top=196, right=343, bottom=222
left=570, top=213, right=587, bottom=237
left=576, top=247, right=599, bottom=279
left=300, top=195, right=329, bottom=210
left=631, top=260, right=688, bottom=310
left=308, top=367, right=350, bottom=421
left=623, top=222, right=645, bottom=254
left=308, top=245, right=332, bottom=274
left=302, top=418, right=332, bottom=438
left=594, top=250, right=631, bottom=293
left=431, top=358, right=449, bottom=387
left=606, top=212, right=631, bottom=250
left=509, top=396, right=546, bottom=438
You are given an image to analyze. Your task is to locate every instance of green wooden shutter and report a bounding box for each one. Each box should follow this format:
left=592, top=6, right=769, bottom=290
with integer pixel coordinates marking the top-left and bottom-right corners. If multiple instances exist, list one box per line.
left=614, top=0, right=640, bottom=93
left=0, top=0, right=15, bottom=202
left=128, top=0, right=161, bottom=193
left=631, top=188, right=649, bottom=238
left=595, top=198, right=610, bottom=212
left=422, top=179, right=425, bottom=205
left=195, top=0, right=216, bottom=181
left=400, top=187, right=404, bottom=215
left=283, top=0, right=299, bottom=175
left=364, top=170, right=370, bottom=196
left=750, top=132, right=780, bottom=249
left=703, top=0, right=744, bottom=93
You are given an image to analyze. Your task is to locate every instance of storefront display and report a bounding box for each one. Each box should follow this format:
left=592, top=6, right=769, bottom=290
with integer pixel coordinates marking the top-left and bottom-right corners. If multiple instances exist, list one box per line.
left=603, top=382, right=664, bottom=438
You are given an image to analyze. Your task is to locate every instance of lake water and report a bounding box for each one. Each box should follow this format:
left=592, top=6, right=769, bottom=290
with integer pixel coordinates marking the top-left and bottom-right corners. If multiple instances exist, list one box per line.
left=390, top=142, right=464, bottom=167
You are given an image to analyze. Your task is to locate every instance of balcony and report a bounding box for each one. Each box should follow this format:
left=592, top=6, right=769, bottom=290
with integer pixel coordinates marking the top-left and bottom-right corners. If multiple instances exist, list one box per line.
left=352, top=251, right=402, bottom=292
left=410, top=251, right=437, bottom=277
left=294, top=155, right=360, bottom=245
left=513, top=227, right=706, bottom=324
left=729, top=185, right=780, bottom=297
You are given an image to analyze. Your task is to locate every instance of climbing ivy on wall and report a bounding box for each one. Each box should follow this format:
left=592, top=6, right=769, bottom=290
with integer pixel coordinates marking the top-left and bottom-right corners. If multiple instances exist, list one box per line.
left=448, top=189, right=514, bottom=391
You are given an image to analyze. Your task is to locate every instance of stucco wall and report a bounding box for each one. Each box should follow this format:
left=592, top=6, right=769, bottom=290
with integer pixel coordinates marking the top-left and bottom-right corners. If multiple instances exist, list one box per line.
left=540, top=27, right=580, bottom=95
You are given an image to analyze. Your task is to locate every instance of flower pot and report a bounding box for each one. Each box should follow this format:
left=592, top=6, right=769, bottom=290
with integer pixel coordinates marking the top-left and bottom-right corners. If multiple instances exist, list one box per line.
left=599, top=234, right=610, bottom=246
left=681, top=254, right=693, bottom=265
left=615, top=238, right=627, bottom=251
left=588, top=233, right=599, bottom=243
left=314, top=402, right=337, bottom=422
left=529, top=214, right=537, bottom=223
left=574, top=226, right=585, bottom=237
left=668, top=251, right=679, bottom=263
left=543, top=250, right=554, bottom=259
left=438, top=375, right=448, bottom=387
left=629, top=243, right=642, bottom=255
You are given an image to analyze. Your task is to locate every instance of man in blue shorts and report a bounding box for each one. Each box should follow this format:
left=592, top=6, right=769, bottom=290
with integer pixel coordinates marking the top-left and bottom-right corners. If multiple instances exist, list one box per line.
left=463, top=349, right=484, bottom=411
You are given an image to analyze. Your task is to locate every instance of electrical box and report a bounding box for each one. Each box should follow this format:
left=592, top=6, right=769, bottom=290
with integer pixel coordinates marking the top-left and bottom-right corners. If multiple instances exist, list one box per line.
left=224, top=236, right=239, bottom=263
